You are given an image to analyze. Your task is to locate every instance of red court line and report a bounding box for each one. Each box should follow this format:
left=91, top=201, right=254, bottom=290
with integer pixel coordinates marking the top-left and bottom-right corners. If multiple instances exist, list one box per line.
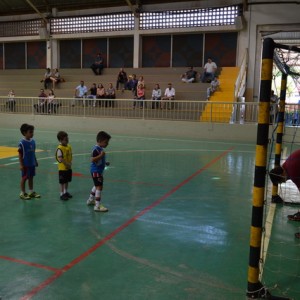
left=0, top=255, right=60, bottom=272
left=20, top=148, right=233, bottom=300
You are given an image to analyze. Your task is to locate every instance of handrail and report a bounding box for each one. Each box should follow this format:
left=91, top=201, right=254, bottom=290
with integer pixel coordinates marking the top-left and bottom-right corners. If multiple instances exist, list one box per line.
left=1, top=96, right=260, bottom=124
left=234, top=48, right=248, bottom=101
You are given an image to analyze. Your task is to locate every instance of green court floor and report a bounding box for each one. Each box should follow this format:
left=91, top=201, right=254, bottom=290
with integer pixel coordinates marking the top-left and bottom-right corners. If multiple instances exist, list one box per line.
left=0, top=128, right=299, bottom=300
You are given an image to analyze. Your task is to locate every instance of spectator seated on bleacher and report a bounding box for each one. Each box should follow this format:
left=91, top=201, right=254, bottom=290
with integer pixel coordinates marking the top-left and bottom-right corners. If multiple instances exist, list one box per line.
left=73, top=80, right=88, bottom=106
left=47, top=89, right=61, bottom=114
left=96, top=83, right=106, bottom=107
left=34, top=89, right=48, bottom=113
left=161, top=83, right=176, bottom=109
left=181, top=66, right=198, bottom=83
left=151, top=84, right=161, bottom=109
left=90, top=52, right=104, bottom=75
left=40, top=68, right=52, bottom=89
left=105, top=83, right=116, bottom=108
left=125, top=74, right=138, bottom=96
left=50, top=68, right=65, bottom=90
left=87, top=83, right=97, bottom=106
left=201, top=58, right=217, bottom=83
left=206, top=76, right=220, bottom=100
left=6, top=89, right=16, bottom=112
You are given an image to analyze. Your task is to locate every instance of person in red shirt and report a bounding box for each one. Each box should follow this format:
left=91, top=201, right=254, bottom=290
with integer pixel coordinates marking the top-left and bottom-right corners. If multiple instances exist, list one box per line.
left=269, top=149, right=300, bottom=239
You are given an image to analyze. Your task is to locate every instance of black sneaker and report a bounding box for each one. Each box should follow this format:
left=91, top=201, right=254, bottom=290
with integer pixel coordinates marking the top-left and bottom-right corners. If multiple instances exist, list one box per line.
left=60, top=194, right=69, bottom=201
left=65, top=192, right=73, bottom=198
left=288, top=211, right=300, bottom=221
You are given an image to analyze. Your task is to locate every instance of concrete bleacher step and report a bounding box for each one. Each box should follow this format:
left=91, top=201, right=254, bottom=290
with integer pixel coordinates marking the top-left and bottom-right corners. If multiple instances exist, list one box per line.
left=200, top=67, right=239, bottom=123
left=0, top=67, right=211, bottom=102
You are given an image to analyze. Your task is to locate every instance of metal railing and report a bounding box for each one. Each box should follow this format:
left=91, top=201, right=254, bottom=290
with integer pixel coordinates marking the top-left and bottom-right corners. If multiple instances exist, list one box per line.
left=234, top=48, right=248, bottom=101
left=0, top=96, right=269, bottom=124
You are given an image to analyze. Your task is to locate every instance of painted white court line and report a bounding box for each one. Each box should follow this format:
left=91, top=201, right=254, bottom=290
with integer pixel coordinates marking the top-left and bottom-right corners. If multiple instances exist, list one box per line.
left=3, top=148, right=241, bottom=166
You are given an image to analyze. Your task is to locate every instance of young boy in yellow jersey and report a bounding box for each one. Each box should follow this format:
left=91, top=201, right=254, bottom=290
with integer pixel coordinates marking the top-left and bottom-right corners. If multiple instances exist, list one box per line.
left=55, top=131, right=73, bottom=201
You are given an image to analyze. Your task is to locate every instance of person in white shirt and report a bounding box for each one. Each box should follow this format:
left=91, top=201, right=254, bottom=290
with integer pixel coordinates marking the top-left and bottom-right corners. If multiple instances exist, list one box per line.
left=151, top=83, right=162, bottom=109
left=7, top=89, right=16, bottom=112
left=207, top=76, right=220, bottom=100
left=201, top=58, right=217, bottom=83
left=161, top=83, right=175, bottom=109
left=73, top=80, right=88, bottom=106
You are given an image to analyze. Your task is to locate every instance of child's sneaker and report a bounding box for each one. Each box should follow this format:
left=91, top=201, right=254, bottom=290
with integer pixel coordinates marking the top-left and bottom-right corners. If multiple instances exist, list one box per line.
left=60, top=193, right=69, bottom=201
left=94, top=204, right=108, bottom=212
left=28, top=191, right=41, bottom=198
left=65, top=192, right=73, bottom=198
left=86, top=197, right=95, bottom=206
left=20, top=193, right=31, bottom=200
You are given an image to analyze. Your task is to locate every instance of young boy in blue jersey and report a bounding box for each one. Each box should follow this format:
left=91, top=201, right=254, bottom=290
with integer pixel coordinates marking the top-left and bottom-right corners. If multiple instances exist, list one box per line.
left=18, top=123, right=41, bottom=200
left=87, top=131, right=111, bottom=212
left=55, top=131, right=73, bottom=201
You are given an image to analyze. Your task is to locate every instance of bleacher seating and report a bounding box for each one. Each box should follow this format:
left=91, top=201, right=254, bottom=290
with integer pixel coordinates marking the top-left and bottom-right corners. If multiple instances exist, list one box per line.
left=0, top=67, right=210, bottom=101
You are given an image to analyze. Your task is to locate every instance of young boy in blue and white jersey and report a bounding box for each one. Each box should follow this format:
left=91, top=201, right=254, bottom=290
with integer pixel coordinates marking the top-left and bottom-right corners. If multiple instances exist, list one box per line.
left=87, top=131, right=111, bottom=212
left=18, top=123, right=40, bottom=200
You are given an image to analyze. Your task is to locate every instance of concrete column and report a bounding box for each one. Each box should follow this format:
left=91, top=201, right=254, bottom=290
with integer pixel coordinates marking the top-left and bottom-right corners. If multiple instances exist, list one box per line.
left=51, top=39, right=59, bottom=68
left=133, top=16, right=140, bottom=68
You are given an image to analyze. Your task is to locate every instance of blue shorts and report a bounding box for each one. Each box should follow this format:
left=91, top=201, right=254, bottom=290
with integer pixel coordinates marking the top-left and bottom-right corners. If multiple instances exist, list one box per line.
left=21, top=166, right=36, bottom=179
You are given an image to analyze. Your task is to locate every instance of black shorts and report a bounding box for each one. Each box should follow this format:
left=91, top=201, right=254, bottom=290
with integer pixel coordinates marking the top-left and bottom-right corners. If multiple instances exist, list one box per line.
left=91, top=172, right=104, bottom=189
left=59, top=169, right=72, bottom=184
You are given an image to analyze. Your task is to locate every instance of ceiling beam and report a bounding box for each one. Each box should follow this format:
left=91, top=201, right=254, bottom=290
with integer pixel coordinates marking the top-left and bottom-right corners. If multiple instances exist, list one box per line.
left=124, top=0, right=139, bottom=17
left=25, top=0, right=48, bottom=24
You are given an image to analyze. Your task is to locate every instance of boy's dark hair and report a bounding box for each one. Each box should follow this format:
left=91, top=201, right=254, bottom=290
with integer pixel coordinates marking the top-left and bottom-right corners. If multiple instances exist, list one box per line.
left=20, top=123, right=34, bottom=135
left=96, top=131, right=111, bottom=142
left=269, top=166, right=285, bottom=185
left=57, top=131, right=68, bottom=142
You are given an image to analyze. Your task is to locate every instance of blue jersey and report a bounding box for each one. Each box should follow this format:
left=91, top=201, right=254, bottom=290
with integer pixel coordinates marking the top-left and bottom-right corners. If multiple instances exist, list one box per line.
left=18, top=138, right=36, bottom=167
left=90, top=145, right=106, bottom=174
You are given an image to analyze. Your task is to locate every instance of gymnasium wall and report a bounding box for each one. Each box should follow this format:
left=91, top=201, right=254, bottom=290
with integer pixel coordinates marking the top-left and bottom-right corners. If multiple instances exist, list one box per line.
left=0, top=113, right=257, bottom=143
left=0, top=32, right=237, bottom=69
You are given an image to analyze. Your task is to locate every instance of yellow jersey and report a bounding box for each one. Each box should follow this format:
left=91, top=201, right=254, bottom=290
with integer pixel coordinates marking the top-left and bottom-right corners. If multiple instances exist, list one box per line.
left=56, top=144, right=72, bottom=171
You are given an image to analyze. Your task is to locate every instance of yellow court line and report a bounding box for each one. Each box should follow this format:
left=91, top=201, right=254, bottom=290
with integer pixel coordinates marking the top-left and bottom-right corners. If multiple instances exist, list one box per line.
left=0, top=146, right=43, bottom=159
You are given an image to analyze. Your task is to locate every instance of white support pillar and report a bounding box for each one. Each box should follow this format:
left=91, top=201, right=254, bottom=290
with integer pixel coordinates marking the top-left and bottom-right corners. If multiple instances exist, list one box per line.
left=46, top=40, right=52, bottom=68
left=133, top=15, right=140, bottom=68
left=51, top=39, right=59, bottom=68
left=46, top=21, right=52, bottom=68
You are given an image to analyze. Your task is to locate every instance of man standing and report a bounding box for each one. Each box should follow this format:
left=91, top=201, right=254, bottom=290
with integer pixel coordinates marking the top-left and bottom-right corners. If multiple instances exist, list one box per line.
left=91, top=53, right=104, bottom=75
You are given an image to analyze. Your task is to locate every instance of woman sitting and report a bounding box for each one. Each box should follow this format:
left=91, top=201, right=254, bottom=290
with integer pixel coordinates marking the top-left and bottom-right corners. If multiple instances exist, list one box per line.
left=47, top=89, right=60, bottom=113
left=151, top=84, right=161, bottom=109
left=96, top=83, right=106, bottom=107
left=50, top=68, right=64, bottom=90
left=105, top=83, right=116, bottom=108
